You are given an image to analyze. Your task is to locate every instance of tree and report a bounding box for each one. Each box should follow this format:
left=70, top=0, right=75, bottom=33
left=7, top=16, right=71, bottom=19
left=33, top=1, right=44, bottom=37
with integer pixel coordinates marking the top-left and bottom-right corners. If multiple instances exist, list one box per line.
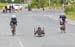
left=31, top=0, right=64, bottom=8
left=31, top=0, right=48, bottom=8
left=31, top=0, right=38, bottom=8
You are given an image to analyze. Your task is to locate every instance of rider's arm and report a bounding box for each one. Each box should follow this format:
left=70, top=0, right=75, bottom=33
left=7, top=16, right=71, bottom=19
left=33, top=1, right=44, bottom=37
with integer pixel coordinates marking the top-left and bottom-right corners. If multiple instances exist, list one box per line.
left=42, top=30, right=45, bottom=34
left=65, top=16, right=67, bottom=22
left=42, top=27, right=45, bottom=34
left=10, top=21, right=12, bottom=26
left=64, top=16, right=68, bottom=23
left=34, top=30, right=38, bottom=35
left=16, top=21, right=17, bottom=26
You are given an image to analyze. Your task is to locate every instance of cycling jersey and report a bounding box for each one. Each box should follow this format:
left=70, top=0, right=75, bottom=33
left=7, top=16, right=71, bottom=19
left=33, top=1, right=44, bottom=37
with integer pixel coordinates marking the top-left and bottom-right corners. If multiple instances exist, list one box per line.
left=10, top=18, right=17, bottom=25
left=59, top=15, right=66, bottom=22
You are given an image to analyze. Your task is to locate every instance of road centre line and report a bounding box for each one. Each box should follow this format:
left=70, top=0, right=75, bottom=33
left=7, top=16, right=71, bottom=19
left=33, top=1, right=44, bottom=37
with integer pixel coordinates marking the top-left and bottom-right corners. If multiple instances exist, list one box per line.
left=16, top=38, right=24, bottom=47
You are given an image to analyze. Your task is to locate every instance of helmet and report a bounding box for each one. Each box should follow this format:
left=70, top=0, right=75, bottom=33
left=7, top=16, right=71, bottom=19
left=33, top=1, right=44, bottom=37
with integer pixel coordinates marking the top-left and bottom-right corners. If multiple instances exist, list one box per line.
left=12, top=15, right=16, bottom=18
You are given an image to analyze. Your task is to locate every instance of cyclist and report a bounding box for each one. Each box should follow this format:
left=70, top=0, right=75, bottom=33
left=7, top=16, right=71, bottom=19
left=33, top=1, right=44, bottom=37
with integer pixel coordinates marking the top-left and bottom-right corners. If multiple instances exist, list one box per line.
left=10, top=15, right=17, bottom=36
left=59, top=13, right=67, bottom=33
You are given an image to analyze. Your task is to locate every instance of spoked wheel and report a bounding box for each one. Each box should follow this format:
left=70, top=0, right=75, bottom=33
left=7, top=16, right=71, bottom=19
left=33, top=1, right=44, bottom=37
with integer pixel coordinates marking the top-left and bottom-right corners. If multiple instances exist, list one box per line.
left=11, top=25, right=16, bottom=36
left=60, top=25, right=66, bottom=33
left=12, top=30, right=16, bottom=36
left=34, top=32, right=45, bottom=37
left=37, top=32, right=45, bottom=37
left=35, top=34, right=44, bottom=37
left=37, top=35, right=42, bottom=37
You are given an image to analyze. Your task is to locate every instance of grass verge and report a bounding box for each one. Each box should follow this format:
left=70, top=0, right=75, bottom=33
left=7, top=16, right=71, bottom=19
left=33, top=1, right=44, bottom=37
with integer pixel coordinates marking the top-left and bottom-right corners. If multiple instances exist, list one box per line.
left=66, top=12, right=75, bottom=20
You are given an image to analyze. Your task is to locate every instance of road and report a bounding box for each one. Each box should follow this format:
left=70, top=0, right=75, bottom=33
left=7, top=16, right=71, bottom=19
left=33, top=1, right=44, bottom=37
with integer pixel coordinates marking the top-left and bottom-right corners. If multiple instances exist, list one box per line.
left=0, top=9, right=75, bottom=47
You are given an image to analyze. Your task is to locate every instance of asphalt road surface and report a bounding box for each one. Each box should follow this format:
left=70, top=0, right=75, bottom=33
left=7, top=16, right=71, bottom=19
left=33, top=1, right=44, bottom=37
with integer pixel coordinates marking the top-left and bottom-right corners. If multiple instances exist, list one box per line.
left=0, top=9, right=75, bottom=47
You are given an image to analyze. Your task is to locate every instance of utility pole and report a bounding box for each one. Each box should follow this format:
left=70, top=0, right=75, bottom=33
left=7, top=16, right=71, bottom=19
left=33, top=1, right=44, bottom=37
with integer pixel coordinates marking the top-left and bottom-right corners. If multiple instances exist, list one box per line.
left=49, top=0, right=50, bottom=7
left=37, top=0, right=40, bottom=8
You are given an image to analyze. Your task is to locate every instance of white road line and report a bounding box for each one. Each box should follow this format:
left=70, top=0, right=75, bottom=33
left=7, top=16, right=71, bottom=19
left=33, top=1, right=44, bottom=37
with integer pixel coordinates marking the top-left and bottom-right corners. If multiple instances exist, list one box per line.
left=17, top=38, right=24, bottom=47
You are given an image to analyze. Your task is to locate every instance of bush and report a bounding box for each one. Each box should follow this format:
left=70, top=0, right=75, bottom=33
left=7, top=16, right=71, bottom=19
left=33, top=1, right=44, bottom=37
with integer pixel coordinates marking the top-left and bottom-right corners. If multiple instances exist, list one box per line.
left=0, top=3, right=7, bottom=9
left=64, top=4, right=75, bottom=20
left=64, top=4, right=75, bottom=14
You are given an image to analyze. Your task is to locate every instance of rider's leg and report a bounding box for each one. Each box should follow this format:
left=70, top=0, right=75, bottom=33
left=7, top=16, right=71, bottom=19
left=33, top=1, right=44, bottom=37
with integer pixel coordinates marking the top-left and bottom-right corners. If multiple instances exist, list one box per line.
left=60, top=25, right=63, bottom=33
left=14, top=25, right=16, bottom=35
left=12, top=30, right=14, bottom=36
left=63, top=22, right=66, bottom=33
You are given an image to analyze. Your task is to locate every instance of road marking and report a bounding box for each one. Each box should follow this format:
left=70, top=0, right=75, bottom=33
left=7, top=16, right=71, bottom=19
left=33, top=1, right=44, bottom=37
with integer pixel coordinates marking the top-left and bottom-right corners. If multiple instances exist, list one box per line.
left=17, top=38, right=24, bottom=47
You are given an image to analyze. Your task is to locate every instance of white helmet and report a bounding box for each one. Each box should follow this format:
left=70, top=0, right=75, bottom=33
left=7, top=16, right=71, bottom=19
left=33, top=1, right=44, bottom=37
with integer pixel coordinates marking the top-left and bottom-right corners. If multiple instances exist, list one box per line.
left=12, top=15, right=16, bottom=18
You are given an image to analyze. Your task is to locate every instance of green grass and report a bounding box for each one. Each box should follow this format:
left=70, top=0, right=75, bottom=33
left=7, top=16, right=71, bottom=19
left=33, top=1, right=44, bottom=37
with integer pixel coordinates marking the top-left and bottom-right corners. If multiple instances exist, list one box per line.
left=66, top=12, right=75, bottom=20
